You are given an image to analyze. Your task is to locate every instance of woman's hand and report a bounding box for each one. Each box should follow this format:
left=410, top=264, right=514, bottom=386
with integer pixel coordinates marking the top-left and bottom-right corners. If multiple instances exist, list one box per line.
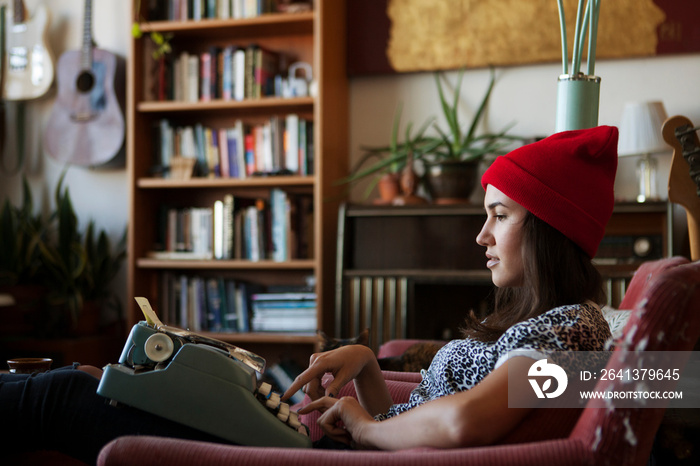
left=282, top=345, right=378, bottom=401
left=299, top=396, right=376, bottom=447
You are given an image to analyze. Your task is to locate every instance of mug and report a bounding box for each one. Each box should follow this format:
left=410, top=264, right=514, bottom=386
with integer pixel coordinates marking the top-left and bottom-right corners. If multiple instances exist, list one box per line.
left=7, top=358, right=53, bottom=374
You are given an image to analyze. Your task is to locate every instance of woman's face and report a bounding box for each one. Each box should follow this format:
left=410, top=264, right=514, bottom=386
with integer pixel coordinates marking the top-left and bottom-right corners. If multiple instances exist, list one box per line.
left=476, top=185, right=528, bottom=288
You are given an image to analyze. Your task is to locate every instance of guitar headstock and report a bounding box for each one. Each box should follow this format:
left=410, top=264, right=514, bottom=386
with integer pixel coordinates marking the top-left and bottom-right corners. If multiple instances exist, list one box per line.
left=662, top=115, right=700, bottom=260
left=662, top=116, right=700, bottom=207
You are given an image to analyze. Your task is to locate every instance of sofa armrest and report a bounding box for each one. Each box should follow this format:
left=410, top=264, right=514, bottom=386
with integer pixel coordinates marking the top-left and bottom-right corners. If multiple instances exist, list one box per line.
left=98, top=435, right=589, bottom=466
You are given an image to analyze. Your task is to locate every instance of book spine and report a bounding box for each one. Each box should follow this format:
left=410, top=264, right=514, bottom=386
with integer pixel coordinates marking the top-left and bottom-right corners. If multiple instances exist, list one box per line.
left=200, top=51, right=212, bottom=102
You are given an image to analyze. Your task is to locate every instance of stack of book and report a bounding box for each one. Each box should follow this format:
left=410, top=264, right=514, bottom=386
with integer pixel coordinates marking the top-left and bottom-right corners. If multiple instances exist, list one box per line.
left=250, top=291, right=317, bottom=333
left=158, top=274, right=264, bottom=333
left=148, top=0, right=287, bottom=22
left=151, top=191, right=313, bottom=262
left=154, top=116, right=314, bottom=179
left=144, top=40, right=305, bottom=104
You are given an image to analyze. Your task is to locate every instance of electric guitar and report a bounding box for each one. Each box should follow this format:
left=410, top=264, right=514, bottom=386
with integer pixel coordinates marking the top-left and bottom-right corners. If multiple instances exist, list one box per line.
left=43, top=0, right=125, bottom=166
left=662, top=115, right=700, bottom=261
left=3, top=0, right=55, bottom=101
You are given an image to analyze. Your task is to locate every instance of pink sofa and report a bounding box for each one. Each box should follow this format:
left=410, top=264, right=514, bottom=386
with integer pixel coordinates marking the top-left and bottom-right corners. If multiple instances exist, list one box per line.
left=97, top=257, right=700, bottom=466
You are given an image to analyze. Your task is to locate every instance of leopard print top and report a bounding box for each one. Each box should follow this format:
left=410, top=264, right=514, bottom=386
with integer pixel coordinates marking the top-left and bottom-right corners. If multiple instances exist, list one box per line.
left=376, top=302, right=611, bottom=420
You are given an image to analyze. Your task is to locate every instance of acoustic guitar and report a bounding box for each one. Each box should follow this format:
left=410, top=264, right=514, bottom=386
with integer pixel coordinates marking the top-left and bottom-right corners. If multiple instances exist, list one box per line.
left=43, top=0, right=124, bottom=167
left=662, top=115, right=700, bottom=261
left=3, top=0, right=55, bottom=101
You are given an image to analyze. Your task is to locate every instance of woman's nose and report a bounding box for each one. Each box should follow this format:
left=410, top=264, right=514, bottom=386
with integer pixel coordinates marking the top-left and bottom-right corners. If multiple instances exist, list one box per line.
left=476, top=222, right=491, bottom=247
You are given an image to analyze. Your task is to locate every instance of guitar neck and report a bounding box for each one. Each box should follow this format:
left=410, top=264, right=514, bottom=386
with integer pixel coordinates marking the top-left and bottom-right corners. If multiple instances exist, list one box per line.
left=13, top=0, right=26, bottom=24
left=663, top=116, right=700, bottom=261
left=80, top=0, right=93, bottom=70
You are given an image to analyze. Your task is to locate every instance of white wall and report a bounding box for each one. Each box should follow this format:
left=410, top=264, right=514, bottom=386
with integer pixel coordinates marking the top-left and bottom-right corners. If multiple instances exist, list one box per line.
left=0, top=0, right=130, bottom=323
left=349, top=55, right=700, bottom=203
left=0, top=1, right=698, bottom=313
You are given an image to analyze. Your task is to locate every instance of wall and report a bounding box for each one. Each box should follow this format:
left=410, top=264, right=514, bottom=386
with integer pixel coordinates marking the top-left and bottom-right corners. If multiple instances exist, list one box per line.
left=0, top=2, right=698, bottom=316
left=0, top=0, right=129, bottom=323
left=349, top=55, right=700, bottom=204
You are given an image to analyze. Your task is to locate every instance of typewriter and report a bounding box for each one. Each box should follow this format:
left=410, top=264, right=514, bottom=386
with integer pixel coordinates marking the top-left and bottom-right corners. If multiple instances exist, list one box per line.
left=96, top=297, right=311, bottom=448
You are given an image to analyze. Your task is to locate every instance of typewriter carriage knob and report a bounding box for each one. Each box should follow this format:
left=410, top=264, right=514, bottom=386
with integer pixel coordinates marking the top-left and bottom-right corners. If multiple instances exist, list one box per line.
left=144, top=333, right=175, bottom=363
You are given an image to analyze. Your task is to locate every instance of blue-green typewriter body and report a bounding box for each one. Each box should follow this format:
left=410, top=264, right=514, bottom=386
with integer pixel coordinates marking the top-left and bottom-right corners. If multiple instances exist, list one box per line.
left=97, top=321, right=311, bottom=448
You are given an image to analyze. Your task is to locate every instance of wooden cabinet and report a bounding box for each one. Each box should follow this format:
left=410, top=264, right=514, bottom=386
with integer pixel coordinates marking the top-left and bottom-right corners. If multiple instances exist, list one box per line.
left=126, top=1, right=348, bottom=364
left=336, top=202, right=675, bottom=350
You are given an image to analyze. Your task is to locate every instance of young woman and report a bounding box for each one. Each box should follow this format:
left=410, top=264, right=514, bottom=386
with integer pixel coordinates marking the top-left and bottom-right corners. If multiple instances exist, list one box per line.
left=0, top=126, right=617, bottom=462
left=283, top=125, right=618, bottom=449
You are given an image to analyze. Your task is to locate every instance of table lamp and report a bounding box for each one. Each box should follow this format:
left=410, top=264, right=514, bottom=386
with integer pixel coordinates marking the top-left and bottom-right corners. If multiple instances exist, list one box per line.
left=618, top=101, right=669, bottom=203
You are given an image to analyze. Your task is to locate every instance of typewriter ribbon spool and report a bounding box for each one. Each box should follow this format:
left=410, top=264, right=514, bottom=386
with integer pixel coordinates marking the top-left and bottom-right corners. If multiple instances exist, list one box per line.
left=144, top=333, right=175, bottom=362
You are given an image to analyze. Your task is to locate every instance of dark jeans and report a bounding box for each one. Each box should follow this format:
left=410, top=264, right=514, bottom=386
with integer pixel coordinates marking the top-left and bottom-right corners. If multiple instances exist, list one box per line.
left=0, top=364, right=231, bottom=464
left=0, top=365, right=349, bottom=464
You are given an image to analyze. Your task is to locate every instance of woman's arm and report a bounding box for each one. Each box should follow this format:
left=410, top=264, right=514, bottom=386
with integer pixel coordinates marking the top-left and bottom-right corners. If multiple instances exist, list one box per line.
left=302, top=356, right=536, bottom=449
left=282, top=345, right=394, bottom=416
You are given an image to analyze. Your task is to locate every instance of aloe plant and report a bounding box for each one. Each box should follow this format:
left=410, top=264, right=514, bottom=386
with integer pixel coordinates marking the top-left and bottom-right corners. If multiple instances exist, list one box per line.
left=428, top=67, right=519, bottom=162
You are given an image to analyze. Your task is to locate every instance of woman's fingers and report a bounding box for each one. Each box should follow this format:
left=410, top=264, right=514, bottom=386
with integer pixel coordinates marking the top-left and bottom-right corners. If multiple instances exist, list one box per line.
left=297, top=395, right=339, bottom=415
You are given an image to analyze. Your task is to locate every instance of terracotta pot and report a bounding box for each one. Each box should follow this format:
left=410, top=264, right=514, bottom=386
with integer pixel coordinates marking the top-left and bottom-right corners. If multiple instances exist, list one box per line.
left=374, top=172, right=401, bottom=205
left=423, top=160, right=479, bottom=204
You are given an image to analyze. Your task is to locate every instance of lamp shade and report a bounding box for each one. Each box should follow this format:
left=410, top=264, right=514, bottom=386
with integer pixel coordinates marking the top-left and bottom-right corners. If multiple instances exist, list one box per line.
left=618, top=101, right=668, bottom=156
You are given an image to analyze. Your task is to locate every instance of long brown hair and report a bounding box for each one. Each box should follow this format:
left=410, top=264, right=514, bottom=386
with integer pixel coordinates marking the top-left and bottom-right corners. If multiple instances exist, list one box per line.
left=462, top=212, right=605, bottom=342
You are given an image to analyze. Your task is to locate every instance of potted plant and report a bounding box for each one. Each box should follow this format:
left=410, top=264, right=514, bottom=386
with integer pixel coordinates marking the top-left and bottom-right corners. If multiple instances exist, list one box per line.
left=0, top=178, right=45, bottom=287
left=38, top=174, right=126, bottom=335
left=343, top=67, right=521, bottom=204
left=339, top=103, right=438, bottom=203
left=0, top=178, right=48, bottom=335
left=421, top=67, right=519, bottom=204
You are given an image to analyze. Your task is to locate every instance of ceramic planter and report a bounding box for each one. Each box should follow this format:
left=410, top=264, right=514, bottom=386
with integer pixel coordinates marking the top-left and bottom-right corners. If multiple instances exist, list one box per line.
left=423, top=160, right=479, bottom=204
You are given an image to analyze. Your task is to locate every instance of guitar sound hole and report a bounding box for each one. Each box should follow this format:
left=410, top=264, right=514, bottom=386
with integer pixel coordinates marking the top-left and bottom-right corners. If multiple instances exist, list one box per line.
left=76, top=71, right=95, bottom=93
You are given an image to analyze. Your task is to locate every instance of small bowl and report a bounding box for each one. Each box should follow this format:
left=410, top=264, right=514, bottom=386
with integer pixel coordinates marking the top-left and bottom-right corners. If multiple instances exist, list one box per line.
left=7, top=358, right=53, bottom=374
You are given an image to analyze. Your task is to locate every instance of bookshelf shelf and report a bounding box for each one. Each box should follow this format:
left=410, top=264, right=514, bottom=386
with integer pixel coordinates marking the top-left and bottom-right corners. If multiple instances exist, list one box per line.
left=127, top=1, right=348, bottom=365
left=137, top=258, right=316, bottom=270
left=137, top=96, right=314, bottom=113
left=139, top=12, right=314, bottom=37
left=137, top=175, right=315, bottom=189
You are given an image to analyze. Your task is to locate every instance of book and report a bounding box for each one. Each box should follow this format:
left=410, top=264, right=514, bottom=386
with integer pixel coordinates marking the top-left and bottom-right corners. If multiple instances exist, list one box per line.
left=285, top=114, right=299, bottom=173
left=186, top=54, right=199, bottom=102
left=206, top=277, right=224, bottom=332
left=200, top=51, right=212, bottom=102
left=270, top=188, right=288, bottom=262
left=218, top=128, right=230, bottom=177
left=213, top=199, right=224, bottom=259
left=223, top=194, right=235, bottom=259
left=233, top=48, right=246, bottom=101
left=254, top=45, right=280, bottom=98
left=226, top=127, right=240, bottom=179
left=221, top=45, right=234, bottom=100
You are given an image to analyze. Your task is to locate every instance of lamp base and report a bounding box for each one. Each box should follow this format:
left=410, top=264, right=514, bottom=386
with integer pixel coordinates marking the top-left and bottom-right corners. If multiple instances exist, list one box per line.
left=636, top=153, right=659, bottom=203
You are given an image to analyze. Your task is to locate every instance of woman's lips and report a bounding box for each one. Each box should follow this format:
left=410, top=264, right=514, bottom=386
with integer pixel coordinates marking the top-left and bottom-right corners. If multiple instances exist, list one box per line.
left=486, top=254, right=499, bottom=269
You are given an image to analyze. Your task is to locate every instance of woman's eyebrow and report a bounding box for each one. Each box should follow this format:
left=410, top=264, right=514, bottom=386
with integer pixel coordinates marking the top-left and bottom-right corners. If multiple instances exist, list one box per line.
left=486, top=201, right=506, bottom=211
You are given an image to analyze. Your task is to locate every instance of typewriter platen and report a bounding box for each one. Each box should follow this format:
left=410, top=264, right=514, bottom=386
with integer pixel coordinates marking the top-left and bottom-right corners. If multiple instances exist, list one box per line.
left=96, top=297, right=311, bottom=448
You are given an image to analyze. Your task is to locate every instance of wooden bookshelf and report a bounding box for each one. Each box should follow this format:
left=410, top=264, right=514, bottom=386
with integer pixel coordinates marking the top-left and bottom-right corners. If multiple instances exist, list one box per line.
left=126, top=1, right=348, bottom=364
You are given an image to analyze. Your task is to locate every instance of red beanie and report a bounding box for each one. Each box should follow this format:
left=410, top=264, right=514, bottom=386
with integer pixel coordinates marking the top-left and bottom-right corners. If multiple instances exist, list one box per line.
left=481, top=126, right=618, bottom=258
